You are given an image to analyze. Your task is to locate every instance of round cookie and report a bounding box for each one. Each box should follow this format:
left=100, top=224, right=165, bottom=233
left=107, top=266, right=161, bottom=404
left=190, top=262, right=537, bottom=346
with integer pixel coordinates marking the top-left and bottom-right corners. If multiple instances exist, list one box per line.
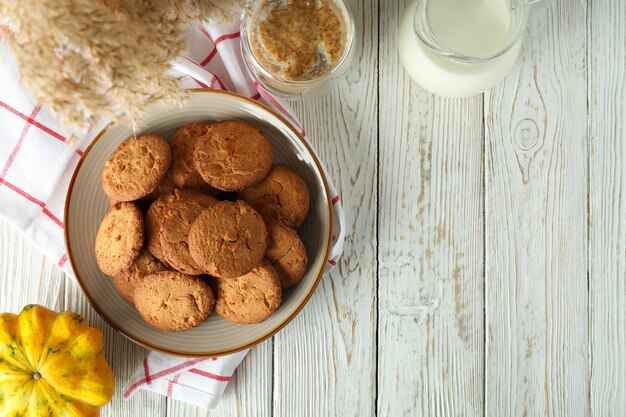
left=266, top=222, right=308, bottom=289
left=159, top=190, right=218, bottom=275
left=193, top=120, right=272, bottom=192
left=145, top=192, right=179, bottom=265
left=238, top=166, right=310, bottom=228
left=215, top=261, right=282, bottom=324
left=170, top=123, right=220, bottom=195
left=188, top=200, right=268, bottom=278
left=95, top=202, right=144, bottom=276
left=111, top=249, right=168, bottom=303
left=102, top=134, right=171, bottom=201
left=134, top=271, right=215, bottom=332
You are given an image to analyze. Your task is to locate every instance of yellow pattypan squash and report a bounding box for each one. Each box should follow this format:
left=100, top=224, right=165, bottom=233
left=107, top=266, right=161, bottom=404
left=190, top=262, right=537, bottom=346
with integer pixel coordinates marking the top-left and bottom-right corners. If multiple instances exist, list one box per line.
left=0, top=305, right=114, bottom=417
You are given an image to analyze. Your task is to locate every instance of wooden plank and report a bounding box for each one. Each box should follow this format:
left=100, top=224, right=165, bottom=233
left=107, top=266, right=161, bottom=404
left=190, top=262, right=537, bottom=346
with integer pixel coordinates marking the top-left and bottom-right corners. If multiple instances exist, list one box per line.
left=63, top=279, right=167, bottom=417
left=588, top=0, right=626, bottom=416
left=0, top=221, right=65, bottom=313
left=165, top=340, right=272, bottom=417
left=377, top=2, right=485, bottom=416
left=484, top=2, right=589, bottom=416
left=271, top=0, right=378, bottom=416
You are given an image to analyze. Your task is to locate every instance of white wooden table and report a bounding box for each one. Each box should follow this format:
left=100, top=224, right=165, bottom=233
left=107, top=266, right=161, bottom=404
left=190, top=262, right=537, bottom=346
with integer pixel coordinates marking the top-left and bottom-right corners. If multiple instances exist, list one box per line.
left=1, top=1, right=624, bottom=416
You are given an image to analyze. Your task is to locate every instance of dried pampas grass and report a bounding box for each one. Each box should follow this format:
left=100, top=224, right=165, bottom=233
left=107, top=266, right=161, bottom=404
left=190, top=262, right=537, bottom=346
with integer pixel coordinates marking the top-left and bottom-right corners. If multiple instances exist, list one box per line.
left=0, top=0, right=243, bottom=130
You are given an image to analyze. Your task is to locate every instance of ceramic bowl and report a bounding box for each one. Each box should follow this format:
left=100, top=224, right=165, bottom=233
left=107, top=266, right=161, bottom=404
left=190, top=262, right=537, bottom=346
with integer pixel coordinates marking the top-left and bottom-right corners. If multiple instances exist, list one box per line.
left=65, top=89, right=332, bottom=356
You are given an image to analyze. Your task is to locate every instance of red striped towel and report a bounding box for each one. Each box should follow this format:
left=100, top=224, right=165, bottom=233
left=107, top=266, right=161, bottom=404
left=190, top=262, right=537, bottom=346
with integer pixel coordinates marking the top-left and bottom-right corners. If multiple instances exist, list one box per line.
left=0, top=20, right=344, bottom=410
left=123, top=351, right=249, bottom=409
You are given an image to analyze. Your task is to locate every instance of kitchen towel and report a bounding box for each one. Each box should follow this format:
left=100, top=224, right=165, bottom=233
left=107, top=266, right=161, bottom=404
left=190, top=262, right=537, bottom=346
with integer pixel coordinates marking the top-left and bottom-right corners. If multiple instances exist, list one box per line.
left=0, top=19, right=345, bottom=410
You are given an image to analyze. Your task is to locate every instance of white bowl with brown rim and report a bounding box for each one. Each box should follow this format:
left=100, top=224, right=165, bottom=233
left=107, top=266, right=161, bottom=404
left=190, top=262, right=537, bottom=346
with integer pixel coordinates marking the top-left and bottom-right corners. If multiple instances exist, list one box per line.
left=65, top=89, right=332, bottom=357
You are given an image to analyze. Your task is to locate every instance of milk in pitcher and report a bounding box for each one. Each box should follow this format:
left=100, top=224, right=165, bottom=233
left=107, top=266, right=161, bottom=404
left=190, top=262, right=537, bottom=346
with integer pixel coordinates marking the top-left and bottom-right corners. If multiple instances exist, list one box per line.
left=398, top=0, right=522, bottom=97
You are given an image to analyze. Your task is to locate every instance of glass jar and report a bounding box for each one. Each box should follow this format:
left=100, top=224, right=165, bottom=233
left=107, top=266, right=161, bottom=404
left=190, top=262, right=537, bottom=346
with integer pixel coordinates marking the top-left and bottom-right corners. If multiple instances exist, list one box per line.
left=241, top=0, right=356, bottom=99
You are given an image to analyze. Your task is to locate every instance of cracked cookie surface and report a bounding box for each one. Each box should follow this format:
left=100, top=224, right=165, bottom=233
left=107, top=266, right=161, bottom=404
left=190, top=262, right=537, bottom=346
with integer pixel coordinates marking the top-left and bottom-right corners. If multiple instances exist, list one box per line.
left=102, top=134, right=171, bottom=201
left=238, top=166, right=310, bottom=228
left=188, top=200, right=268, bottom=278
left=266, top=222, right=308, bottom=289
left=95, top=202, right=144, bottom=276
left=134, top=271, right=215, bottom=332
left=193, top=120, right=272, bottom=192
left=215, top=260, right=282, bottom=324
left=159, top=189, right=218, bottom=275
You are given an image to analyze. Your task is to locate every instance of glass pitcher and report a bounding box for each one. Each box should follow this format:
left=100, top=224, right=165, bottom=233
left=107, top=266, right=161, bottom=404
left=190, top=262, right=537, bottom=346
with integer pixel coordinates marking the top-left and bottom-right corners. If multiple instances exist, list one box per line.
left=398, top=0, right=553, bottom=97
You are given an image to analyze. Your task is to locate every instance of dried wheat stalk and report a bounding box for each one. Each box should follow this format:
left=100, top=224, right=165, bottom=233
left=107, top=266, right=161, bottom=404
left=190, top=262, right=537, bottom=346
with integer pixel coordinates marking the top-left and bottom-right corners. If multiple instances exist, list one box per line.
left=0, top=0, right=243, bottom=130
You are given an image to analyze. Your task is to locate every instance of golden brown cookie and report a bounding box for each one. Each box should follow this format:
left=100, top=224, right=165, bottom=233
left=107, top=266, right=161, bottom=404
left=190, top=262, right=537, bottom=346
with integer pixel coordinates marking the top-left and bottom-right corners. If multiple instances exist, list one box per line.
left=170, top=123, right=220, bottom=195
left=102, top=134, right=171, bottom=201
left=159, top=189, right=218, bottom=275
left=111, top=249, right=168, bottom=303
left=193, top=120, right=272, bottom=192
left=134, top=271, right=215, bottom=332
left=238, top=166, right=310, bottom=228
left=188, top=200, right=268, bottom=278
left=145, top=192, right=179, bottom=265
left=215, top=261, right=282, bottom=324
left=266, top=222, right=308, bottom=289
left=95, top=202, right=144, bottom=276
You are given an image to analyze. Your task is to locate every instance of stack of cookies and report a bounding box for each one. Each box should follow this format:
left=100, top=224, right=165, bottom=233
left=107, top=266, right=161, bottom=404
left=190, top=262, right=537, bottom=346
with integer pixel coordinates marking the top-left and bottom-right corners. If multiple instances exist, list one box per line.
left=95, top=120, right=310, bottom=332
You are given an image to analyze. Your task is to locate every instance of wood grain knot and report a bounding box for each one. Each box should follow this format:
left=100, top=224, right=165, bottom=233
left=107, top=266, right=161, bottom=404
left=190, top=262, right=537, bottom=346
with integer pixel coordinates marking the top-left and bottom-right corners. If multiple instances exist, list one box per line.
left=513, top=118, right=541, bottom=152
